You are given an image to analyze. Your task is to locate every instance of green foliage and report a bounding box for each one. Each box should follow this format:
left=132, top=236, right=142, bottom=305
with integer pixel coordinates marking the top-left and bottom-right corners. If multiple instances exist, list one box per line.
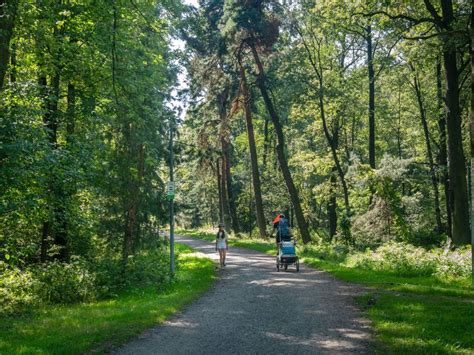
left=300, top=241, right=349, bottom=263
left=1, top=242, right=173, bottom=315
left=348, top=155, right=443, bottom=248
left=180, top=0, right=472, bottom=248
left=0, top=0, right=181, bottom=320
left=34, top=258, right=97, bottom=304
left=0, top=262, right=41, bottom=315
left=347, top=243, right=435, bottom=278
left=0, top=247, right=216, bottom=354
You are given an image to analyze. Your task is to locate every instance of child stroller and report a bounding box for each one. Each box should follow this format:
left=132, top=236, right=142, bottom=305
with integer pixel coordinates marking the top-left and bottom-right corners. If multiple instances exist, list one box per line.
left=276, top=238, right=299, bottom=272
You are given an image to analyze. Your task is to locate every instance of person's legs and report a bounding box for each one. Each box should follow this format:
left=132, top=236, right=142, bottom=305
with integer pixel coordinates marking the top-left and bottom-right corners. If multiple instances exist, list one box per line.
left=218, top=249, right=224, bottom=267
left=222, top=250, right=226, bottom=266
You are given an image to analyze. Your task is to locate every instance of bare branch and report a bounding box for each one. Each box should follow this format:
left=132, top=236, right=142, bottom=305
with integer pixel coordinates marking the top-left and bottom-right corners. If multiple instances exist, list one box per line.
left=422, top=0, right=445, bottom=29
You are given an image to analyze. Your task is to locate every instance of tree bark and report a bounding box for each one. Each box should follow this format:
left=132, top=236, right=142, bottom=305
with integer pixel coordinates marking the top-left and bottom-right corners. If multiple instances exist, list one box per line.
left=223, top=138, right=240, bottom=232
left=66, top=83, right=75, bottom=139
left=122, top=143, right=144, bottom=264
left=317, top=81, right=351, bottom=235
left=40, top=221, right=49, bottom=262
left=9, top=42, right=16, bottom=84
left=367, top=25, right=376, bottom=169
left=216, top=158, right=224, bottom=224
left=439, top=0, right=470, bottom=244
left=217, top=90, right=233, bottom=230
left=249, top=43, right=311, bottom=244
left=239, top=59, right=267, bottom=238
left=412, top=69, right=443, bottom=234
left=436, top=61, right=452, bottom=238
left=328, top=168, right=337, bottom=240
left=263, top=117, right=269, bottom=166
left=469, top=0, right=473, bottom=281
left=39, top=71, right=68, bottom=260
left=0, top=0, right=18, bottom=91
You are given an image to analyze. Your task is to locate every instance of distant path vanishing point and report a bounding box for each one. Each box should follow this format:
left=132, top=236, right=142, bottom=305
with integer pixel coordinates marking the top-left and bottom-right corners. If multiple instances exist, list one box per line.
left=114, top=235, right=372, bottom=354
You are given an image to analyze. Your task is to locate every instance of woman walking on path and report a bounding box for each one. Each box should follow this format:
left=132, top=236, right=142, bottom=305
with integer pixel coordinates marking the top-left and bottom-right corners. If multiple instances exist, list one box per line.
left=215, top=224, right=228, bottom=267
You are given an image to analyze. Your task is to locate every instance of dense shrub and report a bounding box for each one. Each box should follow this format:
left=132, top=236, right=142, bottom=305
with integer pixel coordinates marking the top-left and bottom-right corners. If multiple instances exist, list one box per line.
left=1, top=247, right=172, bottom=315
left=300, top=242, right=349, bottom=263
left=0, top=262, right=41, bottom=315
left=93, top=248, right=171, bottom=295
left=434, top=246, right=471, bottom=279
left=345, top=242, right=471, bottom=279
left=123, top=249, right=171, bottom=288
left=33, top=258, right=97, bottom=304
left=348, top=156, right=441, bottom=249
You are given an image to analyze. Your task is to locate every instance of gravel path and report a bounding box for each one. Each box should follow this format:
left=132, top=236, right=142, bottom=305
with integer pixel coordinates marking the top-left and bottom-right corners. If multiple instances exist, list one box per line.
left=114, top=236, right=372, bottom=354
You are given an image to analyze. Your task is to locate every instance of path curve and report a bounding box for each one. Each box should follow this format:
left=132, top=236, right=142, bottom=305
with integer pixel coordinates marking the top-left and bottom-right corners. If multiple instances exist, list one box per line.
left=114, top=236, right=372, bottom=354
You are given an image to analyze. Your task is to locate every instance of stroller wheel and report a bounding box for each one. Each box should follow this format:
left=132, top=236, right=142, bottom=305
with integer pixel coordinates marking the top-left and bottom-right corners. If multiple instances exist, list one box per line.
left=276, top=261, right=280, bottom=271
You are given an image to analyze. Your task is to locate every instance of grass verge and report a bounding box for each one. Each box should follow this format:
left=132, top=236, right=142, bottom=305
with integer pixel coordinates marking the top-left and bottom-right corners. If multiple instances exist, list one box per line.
left=0, top=243, right=215, bottom=354
left=178, top=228, right=474, bottom=354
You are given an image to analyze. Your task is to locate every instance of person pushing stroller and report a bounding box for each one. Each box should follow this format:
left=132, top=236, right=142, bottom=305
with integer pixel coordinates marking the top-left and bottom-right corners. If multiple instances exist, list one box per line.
left=273, top=213, right=300, bottom=271
left=273, top=213, right=292, bottom=245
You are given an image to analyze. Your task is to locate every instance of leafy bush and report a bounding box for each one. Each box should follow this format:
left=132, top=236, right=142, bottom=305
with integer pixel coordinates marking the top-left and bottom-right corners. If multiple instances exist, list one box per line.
left=345, top=242, right=471, bottom=279
left=123, top=249, right=171, bottom=288
left=348, top=156, right=441, bottom=249
left=92, top=257, right=123, bottom=298
left=1, top=245, right=172, bottom=314
left=300, top=241, right=349, bottom=263
left=33, top=258, right=97, bottom=304
left=0, top=262, right=41, bottom=315
left=434, top=246, right=471, bottom=279
left=346, top=242, right=437, bottom=277
left=93, top=248, right=171, bottom=297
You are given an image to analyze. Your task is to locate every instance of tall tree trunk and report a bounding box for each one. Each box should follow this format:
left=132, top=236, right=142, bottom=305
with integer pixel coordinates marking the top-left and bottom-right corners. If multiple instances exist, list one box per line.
left=396, top=84, right=403, bottom=159
left=123, top=203, right=136, bottom=265
left=217, top=90, right=233, bottom=230
left=318, top=84, right=351, bottom=236
left=122, top=143, right=144, bottom=263
left=367, top=25, right=376, bottom=169
left=263, top=117, right=269, bottom=166
left=0, top=0, right=18, bottom=91
left=39, top=76, right=49, bottom=261
left=328, top=168, right=337, bottom=240
left=216, top=158, right=224, bottom=224
left=220, top=151, right=232, bottom=228
left=297, top=25, right=351, bottom=239
left=40, top=221, right=49, bottom=263
left=50, top=74, right=68, bottom=260
left=440, top=0, right=470, bottom=244
left=412, top=69, right=443, bottom=234
left=223, top=138, right=240, bottom=232
left=469, top=0, right=474, bottom=281
left=39, top=72, right=68, bottom=261
left=66, top=83, right=75, bottom=139
left=9, top=43, right=16, bottom=84
left=239, top=59, right=267, bottom=238
left=249, top=44, right=311, bottom=244
left=436, top=61, right=452, bottom=238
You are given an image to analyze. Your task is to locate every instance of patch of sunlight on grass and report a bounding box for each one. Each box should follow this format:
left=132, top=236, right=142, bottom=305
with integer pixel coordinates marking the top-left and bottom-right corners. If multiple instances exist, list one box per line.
left=360, top=293, right=474, bottom=354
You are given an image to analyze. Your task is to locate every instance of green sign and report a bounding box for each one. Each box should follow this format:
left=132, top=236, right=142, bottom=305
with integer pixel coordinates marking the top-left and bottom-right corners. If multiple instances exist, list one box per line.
left=167, top=181, right=175, bottom=199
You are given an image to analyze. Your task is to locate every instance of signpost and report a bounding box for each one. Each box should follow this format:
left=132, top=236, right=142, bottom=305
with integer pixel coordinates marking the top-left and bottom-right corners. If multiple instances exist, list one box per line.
left=167, top=181, right=175, bottom=200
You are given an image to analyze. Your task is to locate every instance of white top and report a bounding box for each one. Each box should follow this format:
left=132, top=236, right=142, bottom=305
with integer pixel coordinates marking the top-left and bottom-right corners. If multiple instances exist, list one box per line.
left=216, top=231, right=227, bottom=249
